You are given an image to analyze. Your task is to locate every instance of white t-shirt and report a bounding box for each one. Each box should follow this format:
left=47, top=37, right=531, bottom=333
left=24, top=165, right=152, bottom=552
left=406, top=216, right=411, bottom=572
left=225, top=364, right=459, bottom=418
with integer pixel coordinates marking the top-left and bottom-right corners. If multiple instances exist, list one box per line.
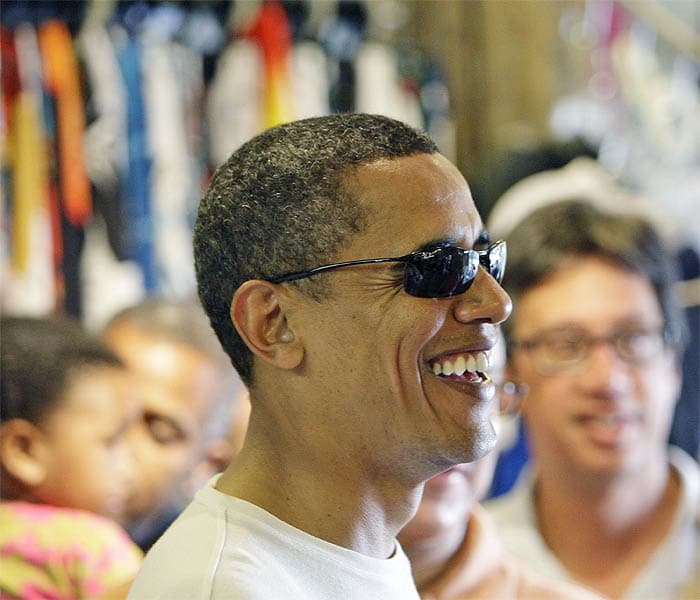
left=128, top=478, right=420, bottom=600
left=484, top=446, right=700, bottom=600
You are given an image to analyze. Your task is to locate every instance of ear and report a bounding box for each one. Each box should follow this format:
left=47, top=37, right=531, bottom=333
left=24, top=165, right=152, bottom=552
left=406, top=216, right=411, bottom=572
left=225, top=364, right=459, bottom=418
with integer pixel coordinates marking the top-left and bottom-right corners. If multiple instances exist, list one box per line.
left=230, top=280, right=304, bottom=371
left=0, top=419, right=50, bottom=488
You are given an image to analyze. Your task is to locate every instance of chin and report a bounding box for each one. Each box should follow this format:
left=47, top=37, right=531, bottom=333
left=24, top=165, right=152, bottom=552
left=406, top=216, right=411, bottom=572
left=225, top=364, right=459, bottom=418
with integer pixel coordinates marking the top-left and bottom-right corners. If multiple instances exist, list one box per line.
left=454, top=421, right=498, bottom=464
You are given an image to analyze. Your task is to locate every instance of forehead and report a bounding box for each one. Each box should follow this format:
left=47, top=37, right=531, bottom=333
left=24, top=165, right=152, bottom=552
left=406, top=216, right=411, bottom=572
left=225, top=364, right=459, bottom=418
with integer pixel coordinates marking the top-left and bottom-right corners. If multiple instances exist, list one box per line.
left=343, top=153, right=482, bottom=255
left=58, top=365, right=132, bottom=422
left=513, top=255, right=663, bottom=336
left=104, top=323, right=220, bottom=419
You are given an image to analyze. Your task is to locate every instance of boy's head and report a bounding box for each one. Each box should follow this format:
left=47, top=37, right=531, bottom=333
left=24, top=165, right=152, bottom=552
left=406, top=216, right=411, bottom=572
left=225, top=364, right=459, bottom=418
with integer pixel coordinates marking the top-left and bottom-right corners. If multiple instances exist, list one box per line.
left=0, top=316, right=139, bottom=519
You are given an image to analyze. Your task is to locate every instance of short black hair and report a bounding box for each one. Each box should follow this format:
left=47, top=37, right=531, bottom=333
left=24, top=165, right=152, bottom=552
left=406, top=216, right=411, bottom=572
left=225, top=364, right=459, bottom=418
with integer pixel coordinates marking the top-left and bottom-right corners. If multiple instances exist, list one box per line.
left=1, top=316, right=124, bottom=424
left=502, top=200, right=686, bottom=352
left=194, top=113, right=437, bottom=384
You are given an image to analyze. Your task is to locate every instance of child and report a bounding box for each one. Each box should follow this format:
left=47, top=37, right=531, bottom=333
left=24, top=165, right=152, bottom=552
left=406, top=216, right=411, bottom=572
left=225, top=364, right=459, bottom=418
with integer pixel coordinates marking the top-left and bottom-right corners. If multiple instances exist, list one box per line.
left=0, top=316, right=143, bottom=599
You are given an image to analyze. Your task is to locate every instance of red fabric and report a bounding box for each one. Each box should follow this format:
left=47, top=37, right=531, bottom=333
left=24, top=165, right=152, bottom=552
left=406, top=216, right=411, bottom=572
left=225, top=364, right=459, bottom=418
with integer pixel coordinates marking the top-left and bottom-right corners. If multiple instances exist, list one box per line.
left=246, top=2, right=294, bottom=127
left=1, top=26, right=21, bottom=127
left=38, top=20, right=92, bottom=227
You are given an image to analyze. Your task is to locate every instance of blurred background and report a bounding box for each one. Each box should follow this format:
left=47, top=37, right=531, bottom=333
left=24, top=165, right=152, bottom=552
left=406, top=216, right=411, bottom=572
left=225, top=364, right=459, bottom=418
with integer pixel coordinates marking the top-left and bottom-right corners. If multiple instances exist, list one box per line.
left=2, top=0, right=698, bottom=327
left=2, top=0, right=699, bottom=504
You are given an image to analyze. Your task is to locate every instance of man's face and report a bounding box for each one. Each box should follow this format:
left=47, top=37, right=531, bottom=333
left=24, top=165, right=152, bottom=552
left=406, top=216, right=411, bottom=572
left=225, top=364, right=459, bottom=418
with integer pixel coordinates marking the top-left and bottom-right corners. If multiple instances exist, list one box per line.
left=398, top=334, right=507, bottom=550
left=285, top=153, right=511, bottom=481
left=510, top=255, right=680, bottom=480
left=103, top=323, right=223, bottom=522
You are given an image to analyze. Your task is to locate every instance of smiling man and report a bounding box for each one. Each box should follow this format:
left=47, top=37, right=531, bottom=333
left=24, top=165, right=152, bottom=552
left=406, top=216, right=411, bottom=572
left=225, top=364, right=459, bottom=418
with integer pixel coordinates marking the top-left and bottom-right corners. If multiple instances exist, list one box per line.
left=127, top=114, right=511, bottom=599
left=485, top=199, right=699, bottom=599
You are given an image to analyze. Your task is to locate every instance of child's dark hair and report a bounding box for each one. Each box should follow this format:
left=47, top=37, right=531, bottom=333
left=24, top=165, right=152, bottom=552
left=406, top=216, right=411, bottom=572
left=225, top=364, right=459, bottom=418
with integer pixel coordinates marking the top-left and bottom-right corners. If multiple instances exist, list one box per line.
left=1, top=316, right=124, bottom=424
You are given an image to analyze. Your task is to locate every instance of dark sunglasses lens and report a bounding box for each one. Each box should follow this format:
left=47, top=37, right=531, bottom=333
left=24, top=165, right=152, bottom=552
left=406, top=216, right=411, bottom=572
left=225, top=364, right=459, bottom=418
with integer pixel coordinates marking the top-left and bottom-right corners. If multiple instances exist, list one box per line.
left=403, top=248, right=479, bottom=298
left=485, top=241, right=506, bottom=283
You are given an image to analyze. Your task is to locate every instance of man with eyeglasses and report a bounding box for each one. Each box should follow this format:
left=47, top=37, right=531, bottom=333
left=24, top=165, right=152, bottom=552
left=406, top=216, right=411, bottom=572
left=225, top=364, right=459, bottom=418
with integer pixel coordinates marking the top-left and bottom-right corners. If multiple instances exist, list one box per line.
left=128, top=114, right=512, bottom=599
left=485, top=199, right=699, bottom=599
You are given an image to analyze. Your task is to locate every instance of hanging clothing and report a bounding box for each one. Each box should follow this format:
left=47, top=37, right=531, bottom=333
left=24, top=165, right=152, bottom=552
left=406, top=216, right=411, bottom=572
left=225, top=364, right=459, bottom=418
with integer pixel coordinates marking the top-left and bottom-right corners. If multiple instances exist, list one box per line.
left=2, top=25, right=55, bottom=315
left=114, top=28, right=156, bottom=291
left=207, top=38, right=264, bottom=167
left=78, top=16, right=129, bottom=260
left=38, top=19, right=92, bottom=227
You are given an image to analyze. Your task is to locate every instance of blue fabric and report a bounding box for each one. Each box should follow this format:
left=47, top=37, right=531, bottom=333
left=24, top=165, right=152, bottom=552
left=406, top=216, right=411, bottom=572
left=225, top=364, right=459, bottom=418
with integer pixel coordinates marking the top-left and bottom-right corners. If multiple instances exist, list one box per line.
left=487, top=418, right=530, bottom=499
left=116, top=35, right=156, bottom=291
left=669, top=245, right=700, bottom=459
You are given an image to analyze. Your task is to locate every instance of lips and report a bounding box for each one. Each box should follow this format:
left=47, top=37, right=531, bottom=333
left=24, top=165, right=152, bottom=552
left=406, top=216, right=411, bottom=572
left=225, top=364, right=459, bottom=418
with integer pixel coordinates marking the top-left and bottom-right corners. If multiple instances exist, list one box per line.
left=574, top=413, right=641, bottom=447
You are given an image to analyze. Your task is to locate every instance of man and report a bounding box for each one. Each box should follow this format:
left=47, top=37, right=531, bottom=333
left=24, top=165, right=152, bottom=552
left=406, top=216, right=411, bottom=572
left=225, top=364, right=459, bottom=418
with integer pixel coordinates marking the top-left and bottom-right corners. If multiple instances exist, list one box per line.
left=103, top=299, right=248, bottom=551
left=485, top=199, right=699, bottom=599
left=399, top=336, right=601, bottom=599
left=128, top=113, right=511, bottom=598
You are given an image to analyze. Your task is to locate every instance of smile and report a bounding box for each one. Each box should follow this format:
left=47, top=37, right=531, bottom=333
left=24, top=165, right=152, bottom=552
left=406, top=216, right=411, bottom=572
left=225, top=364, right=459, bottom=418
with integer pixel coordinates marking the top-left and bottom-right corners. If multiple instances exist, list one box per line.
left=574, top=413, right=641, bottom=427
left=429, top=350, right=491, bottom=382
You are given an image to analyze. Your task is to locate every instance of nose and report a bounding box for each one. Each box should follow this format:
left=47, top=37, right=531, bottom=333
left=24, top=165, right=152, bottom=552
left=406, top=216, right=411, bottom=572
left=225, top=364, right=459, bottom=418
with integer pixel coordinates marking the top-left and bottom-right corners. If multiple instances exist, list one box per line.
left=452, top=267, right=512, bottom=325
left=580, top=342, right=632, bottom=398
left=115, top=440, right=135, bottom=477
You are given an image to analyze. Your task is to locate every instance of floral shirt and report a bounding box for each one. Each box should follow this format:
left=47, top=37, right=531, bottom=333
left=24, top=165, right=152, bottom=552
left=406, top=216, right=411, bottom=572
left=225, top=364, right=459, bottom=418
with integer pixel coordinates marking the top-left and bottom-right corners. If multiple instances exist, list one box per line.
left=0, top=502, right=142, bottom=599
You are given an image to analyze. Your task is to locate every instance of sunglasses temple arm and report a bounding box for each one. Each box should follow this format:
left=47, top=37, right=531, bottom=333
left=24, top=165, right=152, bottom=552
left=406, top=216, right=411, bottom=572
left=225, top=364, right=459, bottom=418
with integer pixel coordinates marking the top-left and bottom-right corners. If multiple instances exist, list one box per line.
left=269, top=257, right=404, bottom=283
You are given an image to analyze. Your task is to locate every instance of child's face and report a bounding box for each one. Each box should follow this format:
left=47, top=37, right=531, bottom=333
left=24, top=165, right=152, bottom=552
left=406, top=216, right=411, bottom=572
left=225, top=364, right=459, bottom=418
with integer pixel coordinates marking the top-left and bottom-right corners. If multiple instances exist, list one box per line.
left=35, top=365, right=140, bottom=520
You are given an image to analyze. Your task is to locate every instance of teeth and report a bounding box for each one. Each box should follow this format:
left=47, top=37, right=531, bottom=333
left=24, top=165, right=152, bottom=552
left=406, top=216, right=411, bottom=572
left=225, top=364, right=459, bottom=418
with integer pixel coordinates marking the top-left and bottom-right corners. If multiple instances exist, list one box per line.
left=431, top=351, right=491, bottom=378
left=466, top=355, right=477, bottom=372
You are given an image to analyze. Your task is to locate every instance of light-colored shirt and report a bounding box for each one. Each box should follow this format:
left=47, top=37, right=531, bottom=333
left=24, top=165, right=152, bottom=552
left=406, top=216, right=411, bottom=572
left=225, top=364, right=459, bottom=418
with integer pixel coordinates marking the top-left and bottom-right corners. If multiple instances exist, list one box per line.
left=485, top=446, right=700, bottom=600
left=128, top=477, right=420, bottom=600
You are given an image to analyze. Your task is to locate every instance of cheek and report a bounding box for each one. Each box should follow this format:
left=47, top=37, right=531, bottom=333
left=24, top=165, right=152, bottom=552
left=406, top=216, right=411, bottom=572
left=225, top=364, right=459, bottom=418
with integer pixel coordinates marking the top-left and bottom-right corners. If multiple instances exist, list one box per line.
left=520, top=378, right=571, bottom=429
left=636, top=362, right=680, bottom=433
left=60, top=448, right=115, bottom=509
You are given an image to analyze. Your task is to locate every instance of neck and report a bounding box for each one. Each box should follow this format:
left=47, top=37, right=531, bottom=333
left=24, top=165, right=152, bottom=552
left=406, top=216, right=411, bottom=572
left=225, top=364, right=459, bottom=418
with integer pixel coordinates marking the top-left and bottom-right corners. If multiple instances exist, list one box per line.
left=216, top=417, right=423, bottom=559
left=535, top=449, right=671, bottom=532
left=533, top=452, right=680, bottom=597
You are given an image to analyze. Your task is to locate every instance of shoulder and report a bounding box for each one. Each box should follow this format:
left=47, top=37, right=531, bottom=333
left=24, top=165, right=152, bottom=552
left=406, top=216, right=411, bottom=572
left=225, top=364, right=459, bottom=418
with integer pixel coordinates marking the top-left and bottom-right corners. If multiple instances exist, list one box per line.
left=0, top=502, right=139, bottom=554
left=128, top=491, right=234, bottom=599
left=483, top=474, right=534, bottom=526
left=508, top=558, right=605, bottom=600
left=0, top=503, right=142, bottom=599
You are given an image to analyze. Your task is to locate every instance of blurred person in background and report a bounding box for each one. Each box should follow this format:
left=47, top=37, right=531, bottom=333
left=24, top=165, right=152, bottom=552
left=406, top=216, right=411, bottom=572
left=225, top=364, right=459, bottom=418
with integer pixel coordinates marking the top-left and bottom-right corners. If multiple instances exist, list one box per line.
left=0, top=316, right=143, bottom=600
left=485, top=199, right=698, bottom=599
left=102, top=298, right=248, bottom=552
left=399, top=335, right=602, bottom=600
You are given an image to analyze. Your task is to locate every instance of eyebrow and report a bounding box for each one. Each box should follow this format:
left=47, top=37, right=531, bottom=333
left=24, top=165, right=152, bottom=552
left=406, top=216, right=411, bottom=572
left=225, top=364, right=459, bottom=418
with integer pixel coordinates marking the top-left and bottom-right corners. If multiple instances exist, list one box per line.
left=416, top=230, right=492, bottom=253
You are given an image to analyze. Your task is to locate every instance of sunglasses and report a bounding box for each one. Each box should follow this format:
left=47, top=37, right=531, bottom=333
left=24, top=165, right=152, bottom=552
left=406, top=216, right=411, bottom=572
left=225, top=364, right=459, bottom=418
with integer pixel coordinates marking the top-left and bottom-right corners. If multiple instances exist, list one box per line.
left=269, top=239, right=507, bottom=298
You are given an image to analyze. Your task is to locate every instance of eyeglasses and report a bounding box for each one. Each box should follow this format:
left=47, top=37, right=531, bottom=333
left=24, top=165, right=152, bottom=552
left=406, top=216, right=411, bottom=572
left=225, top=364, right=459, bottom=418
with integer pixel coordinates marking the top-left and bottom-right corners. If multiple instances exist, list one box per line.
left=510, top=325, right=667, bottom=375
left=497, top=381, right=528, bottom=416
left=268, top=240, right=507, bottom=298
